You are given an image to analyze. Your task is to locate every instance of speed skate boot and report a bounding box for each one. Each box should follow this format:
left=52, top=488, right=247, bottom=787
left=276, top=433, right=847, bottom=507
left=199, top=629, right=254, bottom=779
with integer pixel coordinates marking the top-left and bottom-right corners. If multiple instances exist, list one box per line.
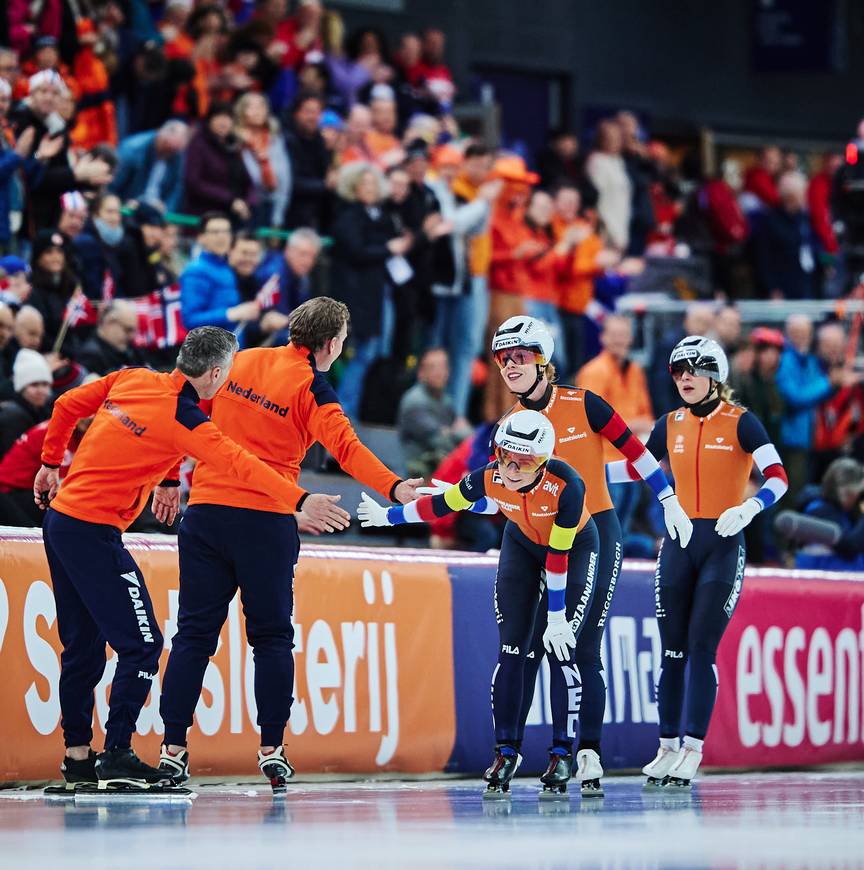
left=482, top=746, right=521, bottom=799
left=575, top=748, right=604, bottom=798
left=539, top=748, right=573, bottom=800
left=666, top=745, right=702, bottom=788
left=79, top=747, right=192, bottom=796
left=642, top=738, right=680, bottom=788
left=159, top=746, right=190, bottom=785
left=45, top=750, right=98, bottom=796
left=258, top=746, right=295, bottom=796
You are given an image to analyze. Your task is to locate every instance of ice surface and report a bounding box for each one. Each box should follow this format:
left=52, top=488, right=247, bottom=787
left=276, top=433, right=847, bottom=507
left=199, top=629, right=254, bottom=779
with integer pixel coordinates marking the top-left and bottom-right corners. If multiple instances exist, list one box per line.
left=1, top=771, right=863, bottom=869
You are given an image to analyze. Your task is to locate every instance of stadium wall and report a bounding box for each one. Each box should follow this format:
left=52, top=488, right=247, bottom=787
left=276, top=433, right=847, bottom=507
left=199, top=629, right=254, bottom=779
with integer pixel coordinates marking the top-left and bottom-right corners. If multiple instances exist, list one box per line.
left=1, top=529, right=863, bottom=780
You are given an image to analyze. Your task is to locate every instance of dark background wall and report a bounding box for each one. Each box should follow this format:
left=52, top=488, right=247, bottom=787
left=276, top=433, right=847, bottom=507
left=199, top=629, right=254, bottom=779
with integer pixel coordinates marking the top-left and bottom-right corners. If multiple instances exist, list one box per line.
left=334, top=0, right=863, bottom=145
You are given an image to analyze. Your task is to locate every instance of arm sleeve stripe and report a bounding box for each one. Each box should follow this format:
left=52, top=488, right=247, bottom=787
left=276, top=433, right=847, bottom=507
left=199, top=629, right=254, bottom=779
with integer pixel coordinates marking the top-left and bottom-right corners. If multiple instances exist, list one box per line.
left=753, top=463, right=789, bottom=510
left=606, top=459, right=640, bottom=484
left=444, top=485, right=473, bottom=512
left=549, top=523, right=578, bottom=551
left=546, top=551, right=567, bottom=574
left=644, top=466, right=674, bottom=500
left=544, top=548, right=568, bottom=613
left=752, top=442, right=783, bottom=472
left=598, top=411, right=628, bottom=444
left=469, top=496, right=500, bottom=515
left=614, top=430, right=647, bottom=461
left=547, top=588, right=566, bottom=612
left=387, top=505, right=407, bottom=524
left=403, top=500, right=422, bottom=523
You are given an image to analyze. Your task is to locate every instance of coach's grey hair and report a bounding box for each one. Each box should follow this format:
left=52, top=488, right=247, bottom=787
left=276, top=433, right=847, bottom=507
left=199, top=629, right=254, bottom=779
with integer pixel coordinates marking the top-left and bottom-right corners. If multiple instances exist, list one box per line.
left=176, top=326, right=238, bottom=378
left=288, top=227, right=323, bottom=251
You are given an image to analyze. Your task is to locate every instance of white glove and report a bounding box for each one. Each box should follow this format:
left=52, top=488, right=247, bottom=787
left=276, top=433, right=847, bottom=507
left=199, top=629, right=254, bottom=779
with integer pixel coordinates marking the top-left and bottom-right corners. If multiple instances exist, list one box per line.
left=357, top=492, right=392, bottom=528
left=542, top=610, right=577, bottom=662
left=416, top=478, right=453, bottom=496
left=715, top=498, right=762, bottom=537
left=661, top=494, right=693, bottom=548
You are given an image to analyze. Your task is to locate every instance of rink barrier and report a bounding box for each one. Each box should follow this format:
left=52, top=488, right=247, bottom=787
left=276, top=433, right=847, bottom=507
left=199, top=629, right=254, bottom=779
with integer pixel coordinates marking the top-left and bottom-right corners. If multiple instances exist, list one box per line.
left=1, top=528, right=863, bottom=779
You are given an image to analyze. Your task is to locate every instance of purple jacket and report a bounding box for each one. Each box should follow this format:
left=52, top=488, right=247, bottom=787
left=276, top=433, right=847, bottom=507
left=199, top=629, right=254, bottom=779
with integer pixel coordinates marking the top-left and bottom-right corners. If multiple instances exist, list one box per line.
left=183, top=127, right=254, bottom=216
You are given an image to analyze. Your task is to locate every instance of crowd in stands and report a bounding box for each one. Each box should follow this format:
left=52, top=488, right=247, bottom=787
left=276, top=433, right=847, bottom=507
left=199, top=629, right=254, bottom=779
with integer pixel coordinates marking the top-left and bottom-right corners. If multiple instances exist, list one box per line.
left=1, top=1, right=863, bottom=567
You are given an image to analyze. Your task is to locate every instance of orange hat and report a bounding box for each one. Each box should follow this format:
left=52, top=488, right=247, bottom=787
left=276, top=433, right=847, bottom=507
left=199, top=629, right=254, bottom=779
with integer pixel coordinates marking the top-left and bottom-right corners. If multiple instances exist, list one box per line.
left=432, top=144, right=463, bottom=169
left=749, top=327, right=785, bottom=349
left=492, top=155, right=539, bottom=185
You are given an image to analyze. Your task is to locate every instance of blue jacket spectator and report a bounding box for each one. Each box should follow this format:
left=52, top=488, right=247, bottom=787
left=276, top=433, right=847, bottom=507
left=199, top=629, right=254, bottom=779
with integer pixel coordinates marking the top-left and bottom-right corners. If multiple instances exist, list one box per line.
left=110, top=122, right=190, bottom=212
left=179, top=213, right=260, bottom=331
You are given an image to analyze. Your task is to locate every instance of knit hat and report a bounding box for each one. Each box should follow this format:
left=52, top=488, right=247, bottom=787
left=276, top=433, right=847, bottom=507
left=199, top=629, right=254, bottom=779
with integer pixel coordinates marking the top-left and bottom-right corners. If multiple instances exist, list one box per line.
left=13, top=349, right=53, bottom=393
left=319, top=110, right=344, bottom=131
left=28, top=69, right=64, bottom=93
left=0, top=256, right=30, bottom=278
left=31, top=229, right=67, bottom=265
left=404, top=138, right=430, bottom=162
left=60, top=191, right=88, bottom=213
left=132, top=201, right=166, bottom=228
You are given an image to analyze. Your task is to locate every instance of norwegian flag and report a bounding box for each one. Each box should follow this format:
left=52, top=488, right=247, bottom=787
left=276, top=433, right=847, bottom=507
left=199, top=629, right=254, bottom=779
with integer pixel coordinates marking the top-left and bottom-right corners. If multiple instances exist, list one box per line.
left=133, top=283, right=188, bottom=350
left=101, top=268, right=115, bottom=302
left=64, top=290, right=98, bottom=328
left=255, top=273, right=281, bottom=309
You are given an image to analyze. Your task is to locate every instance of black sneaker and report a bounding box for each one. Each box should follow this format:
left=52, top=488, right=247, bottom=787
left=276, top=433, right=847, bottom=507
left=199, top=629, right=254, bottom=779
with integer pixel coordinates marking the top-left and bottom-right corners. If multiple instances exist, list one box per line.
left=159, top=746, right=190, bottom=784
left=60, top=751, right=97, bottom=787
left=95, top=748, right=167, bottom=785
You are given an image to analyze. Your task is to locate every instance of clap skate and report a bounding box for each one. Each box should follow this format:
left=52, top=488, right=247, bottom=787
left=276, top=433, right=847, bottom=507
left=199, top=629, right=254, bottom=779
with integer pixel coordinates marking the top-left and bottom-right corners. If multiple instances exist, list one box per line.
left=482, top=746, right=521, bottom=799
left=158, top=745, right=191, bottom=785
left=258, top=746, right=295, bottom=796
left=575, top=748, right=604, bottom=798
left=665, top=746, right=702, bottom=788
left=44, top=751, right=97, bottom=796
left=74, top=748, right=193, bottom=799
left=539, top=748, right=573, bottom=800
left=642, top=742, right=680, bottom=789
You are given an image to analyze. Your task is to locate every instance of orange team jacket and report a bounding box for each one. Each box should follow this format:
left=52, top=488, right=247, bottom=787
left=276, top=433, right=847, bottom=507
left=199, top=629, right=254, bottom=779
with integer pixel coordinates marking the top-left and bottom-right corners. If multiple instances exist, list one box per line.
left=189, top=343, right=402, bottom=512
left=41, top=368, right=308, bottom=531
left=489, top=203, right=528, bottom=293
left=515, top=227, right=568, bottom=303
left=553, top=216, right=604, bottom=315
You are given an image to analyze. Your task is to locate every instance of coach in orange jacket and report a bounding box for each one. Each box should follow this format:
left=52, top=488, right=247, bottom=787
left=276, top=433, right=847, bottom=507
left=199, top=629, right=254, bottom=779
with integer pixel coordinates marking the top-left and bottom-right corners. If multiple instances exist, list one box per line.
left=33, top=326, right=349, bottom=783
left=159, top=297, right=422, bottom=784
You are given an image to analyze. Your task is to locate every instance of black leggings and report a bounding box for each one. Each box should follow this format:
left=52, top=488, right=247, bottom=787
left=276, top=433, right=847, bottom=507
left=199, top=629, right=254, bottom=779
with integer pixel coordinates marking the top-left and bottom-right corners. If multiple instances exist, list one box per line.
left=516, top=508, right=622, bottom=752
left=655, top=518, right=745, bottom=740
left=492, top=519, right=599, bottom=748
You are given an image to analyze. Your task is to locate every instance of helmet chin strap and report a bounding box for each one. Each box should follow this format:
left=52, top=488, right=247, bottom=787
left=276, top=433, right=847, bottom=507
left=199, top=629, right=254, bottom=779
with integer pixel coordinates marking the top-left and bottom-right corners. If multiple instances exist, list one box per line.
left=515, top=365, right=546, bottom=400
left=683, top=380, right=720, bottom=408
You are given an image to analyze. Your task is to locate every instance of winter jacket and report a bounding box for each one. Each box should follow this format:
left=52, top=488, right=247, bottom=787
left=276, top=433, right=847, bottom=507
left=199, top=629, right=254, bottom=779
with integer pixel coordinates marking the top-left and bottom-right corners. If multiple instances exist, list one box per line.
left=775, top=346, right=833, bottom=450
left=283, top=120, right=330, bottom=229
left=73, top=223, right=140, bottom=300
left=183, top=128, right=253, bottom=216
left=0, top=394, right=52, bottom=457
left=241, top=130, right=291, bottom=228
left=179, top=250, right=240, bottom=331
left=753, top=206, right=817, bottom=300
left=795, top=495, right=864, bottom=572
left=329, top=202, right=398, bottom=341
left=110, top=130, right=185, bottom=211
left=75, top=333, right=146, bottom=376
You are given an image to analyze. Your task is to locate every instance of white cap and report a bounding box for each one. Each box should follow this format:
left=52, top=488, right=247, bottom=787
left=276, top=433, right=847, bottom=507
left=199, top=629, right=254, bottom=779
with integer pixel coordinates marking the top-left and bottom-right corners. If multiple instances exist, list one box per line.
left=13, top=348, right=52, bottom=393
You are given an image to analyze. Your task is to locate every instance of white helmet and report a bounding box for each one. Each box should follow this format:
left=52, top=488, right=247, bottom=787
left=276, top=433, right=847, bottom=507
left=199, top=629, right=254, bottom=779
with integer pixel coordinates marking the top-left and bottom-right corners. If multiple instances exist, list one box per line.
left=491, top=316, right=555, bottom=365
left=494, top=409, right=556, bottom=469
left=669, top=335, right=729, bottom=383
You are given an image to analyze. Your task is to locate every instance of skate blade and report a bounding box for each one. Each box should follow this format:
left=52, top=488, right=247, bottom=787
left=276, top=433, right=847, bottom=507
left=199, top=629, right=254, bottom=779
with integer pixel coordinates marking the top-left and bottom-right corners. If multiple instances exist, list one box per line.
left=664, top=777, right=692, bottom=789
left=43, top=783, right=84, bottom=799
left=642, top=776, right=669, bottom=790
left=75, top=783, right=194, bottom=802
left=580, top=781, right=604, bottom=798
left=482, top=788, right=511, bottom=801
left=538, top=788, right=569, bottom=801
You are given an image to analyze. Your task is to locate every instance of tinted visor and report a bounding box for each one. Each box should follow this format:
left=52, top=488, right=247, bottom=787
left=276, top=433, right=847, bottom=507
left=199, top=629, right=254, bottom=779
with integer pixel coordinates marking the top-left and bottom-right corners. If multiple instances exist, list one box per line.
left=494, top=445, right=548, bottom=473
left=669, top=359, right=696, bottom=379
left=493, top=347, right=545, bottom=369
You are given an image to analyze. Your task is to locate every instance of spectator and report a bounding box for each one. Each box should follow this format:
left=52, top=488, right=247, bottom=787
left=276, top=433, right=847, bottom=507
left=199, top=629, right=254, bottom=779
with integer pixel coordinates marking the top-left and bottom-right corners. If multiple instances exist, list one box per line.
left=0, top=302, right=14, bottom=395
left=715, top=304, right=743, bottom=355
left=428, top=145, right=500, bottom=423
left=418, top=28, right=455, bottom=109
left=324, top=15, right=373, bottom=108
left=397, top=347, right=470, bottom=479
left=536, top=129, right=591, bottom=200
left=0, top=83, right=37, bottom=253
left=648, top=301, right=716, bottom=415
left=283, top=92, right=330, bottom=230
left=331, top=162, right=411, bottom=420
left=255, top=227, right=322, bottom=342
left=808, top=152, right=841, bottom=258
left=616, top=110, right=656, bottom=255
left=0, top=49, right=19, bottom=90
left=235, top=92, right=291, bottom=228
left=585, top=119, right=632, bottom=251
left=742, top=145, right=782, bottom=212
left=110, top=120, right=190, bottom=213
left=229, top=232, right=265, bottom=303
left=0, top=255, right=31, bottom=310
left=75, top=299, right=145, bottom=375
left=553, top=184, right=617, bottom=376
left=485, top=155, right=538, bottom=419
left=73, top=192, right=138, bottom=299
left=795, top=458, right=864, bottom=572
left=0, top=348, right=52, bottom=455
left=576, top=314, right=653, bottom=535
left=339, top=103, right=374, bottom=166
left=10, top=305, right=44, bottom=356
left=27, top=229, right=79, bottom=349
left=776, top=314, right=839, bottom=505
left=269, top=0, right=324, bottom=70
left=11, top=70, right=113, bottom=234
left=731, top=327, right=786, bottom=447
left=319, top=108, right=345, bottom=154
left=366, top=90, right=404, bottom=170
left=183, top=103, right=253, bottom=223
left=753, top=171, right=818, bottom=299
left=179, top=212, right=260, bottom=330
left=125, top=202, right=172, bottom=297
left=57, top=190, right=89, bottom=241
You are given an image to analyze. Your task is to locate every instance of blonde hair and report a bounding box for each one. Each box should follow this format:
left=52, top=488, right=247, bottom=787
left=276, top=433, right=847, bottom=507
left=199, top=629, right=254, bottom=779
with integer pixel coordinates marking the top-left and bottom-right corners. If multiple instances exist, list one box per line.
left=336, top=161, right=388, bottom=202
left=544, top=362, right=557, bottom=383
left=234, top=92, right=280, bottom=135
left=719, top=383, right=736, bottom=403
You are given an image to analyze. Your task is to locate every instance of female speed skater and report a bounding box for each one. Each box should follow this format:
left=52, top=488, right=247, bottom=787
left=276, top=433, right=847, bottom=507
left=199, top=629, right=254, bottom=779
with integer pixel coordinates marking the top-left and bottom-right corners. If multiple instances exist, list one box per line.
left=486, top=315, right=692, bottom=795
left=607, top=335, right=788, bottom=787
left=357, top=409, right=598, bottom=800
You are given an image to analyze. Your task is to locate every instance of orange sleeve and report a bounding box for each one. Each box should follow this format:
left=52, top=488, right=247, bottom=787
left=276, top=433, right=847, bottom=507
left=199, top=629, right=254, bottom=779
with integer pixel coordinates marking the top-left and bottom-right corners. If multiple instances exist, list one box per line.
left=41, top=371, right=123, bottom=467
left=304, top=381, right=401, bottom=501
left=173, top=420, right=308, bottom=511
left=574, top=361, right=606, bottom=400
left=569, top=237, right=603, bottom=280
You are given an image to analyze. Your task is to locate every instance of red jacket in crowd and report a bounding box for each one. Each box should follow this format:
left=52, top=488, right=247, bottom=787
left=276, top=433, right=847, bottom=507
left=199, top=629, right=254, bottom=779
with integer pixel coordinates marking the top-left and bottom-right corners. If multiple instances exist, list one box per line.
left=0, top=422, right=79, bottom=493
left=743, top=165, right=780, bottom=208
left=808, top=169, right=839, bottom=255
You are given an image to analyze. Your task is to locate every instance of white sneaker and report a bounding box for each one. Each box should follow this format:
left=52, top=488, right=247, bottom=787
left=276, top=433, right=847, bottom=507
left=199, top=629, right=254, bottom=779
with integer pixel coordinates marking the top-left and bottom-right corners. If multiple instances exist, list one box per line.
left=666, top=746, right=702, bottom=787
left=576, top=749, right=604, bottom=797
left=642, top=744, right=679, bottom=785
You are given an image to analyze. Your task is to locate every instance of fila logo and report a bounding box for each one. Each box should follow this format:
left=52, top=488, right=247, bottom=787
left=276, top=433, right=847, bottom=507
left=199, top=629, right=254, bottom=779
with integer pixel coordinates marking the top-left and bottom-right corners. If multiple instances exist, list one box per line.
left=664, top=649, right=684, bottom=659
left=542, top=480, right=559, bottom=496
left=502, top=644, right=520, bottom=655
